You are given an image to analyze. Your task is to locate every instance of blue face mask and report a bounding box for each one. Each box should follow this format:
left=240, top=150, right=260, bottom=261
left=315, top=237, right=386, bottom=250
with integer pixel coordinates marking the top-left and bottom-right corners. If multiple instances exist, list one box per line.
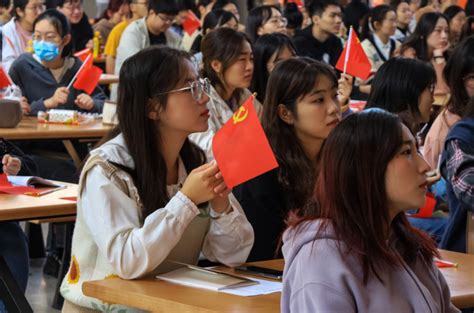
left=33, top=40, right=60, bottom=61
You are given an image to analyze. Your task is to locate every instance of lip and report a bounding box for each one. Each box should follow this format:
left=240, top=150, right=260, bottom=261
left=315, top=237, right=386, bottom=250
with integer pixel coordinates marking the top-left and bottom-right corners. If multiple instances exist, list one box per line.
left=200, top=109, right=210, bottom=117
left=327, top=119, right=339, bottom=127
left=418, top=181, right=428, bottom=189
left=244, top=74, right=252, bottom=81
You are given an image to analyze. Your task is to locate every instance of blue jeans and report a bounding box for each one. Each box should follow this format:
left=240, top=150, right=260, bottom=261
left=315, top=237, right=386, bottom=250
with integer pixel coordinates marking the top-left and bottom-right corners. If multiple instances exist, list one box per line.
left=0, top=222, right=29, bottom=310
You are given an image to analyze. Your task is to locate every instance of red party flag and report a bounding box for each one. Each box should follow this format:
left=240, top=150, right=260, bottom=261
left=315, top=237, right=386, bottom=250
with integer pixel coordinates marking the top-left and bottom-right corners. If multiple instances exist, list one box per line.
left=0, top=65, right=12, bottom=89
left=182, top=10, right=201, bottom=36
left=73, top=57, right=103, bottom=95
left=335, top=28, right=372, bottom=80
left=74, top=48, right=92, bottom=62
left=212, top=95, right=279, bottom=188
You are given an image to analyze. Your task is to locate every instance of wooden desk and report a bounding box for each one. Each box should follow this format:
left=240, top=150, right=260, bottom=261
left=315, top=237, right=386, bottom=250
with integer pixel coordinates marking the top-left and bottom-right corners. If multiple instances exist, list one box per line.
left=83, top=250, right=474, bottom=312
left=99, top=74, right=119, bottom=85
left=0, top=183, right=77, bottom=222
left=0, top=116, right=112, bottom=167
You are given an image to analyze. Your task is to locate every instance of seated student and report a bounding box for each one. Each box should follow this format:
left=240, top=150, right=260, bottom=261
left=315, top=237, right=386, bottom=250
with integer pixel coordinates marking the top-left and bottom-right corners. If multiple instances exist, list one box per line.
left=9, top=9, right=106, bottom=115
left=443, top=5, right=465, bottom=47
left=0, top=139, right=37, bottom=311
left=251, top=33, right=295, bottom=103
left=292, top=0, right=343, bottom=66
left=189, top=27, right=259, bottom=159
left=2, top=0, right=45, bottom=72
left=424, top=36, right=473, bottom=170
left=440, top=97, right=474, bottom=254
left=342, top=0, right=369, bottom=35
left=282, top=2, right=303, bottom=38
left=281, top=109, right=460, bottom=313
left=189, top=9, right=238, bottom=54
left=459, top=16, right=474, bottom=41
left=57, top=0, right=93, bottom=52
left=60, top=46, right=253, bottom=311
left=360, top=5, right=401, bottom=75
left=365, top=57, right=435, bottom=132
left=93, top=0, right=129, bottom=44
left=246, top=5, right=287, bottom=43
left=401, top=12, right=450, bottom=96
left=104, top=0, right=148, bottom=74
left=212, top=0, right=241, bottom=25
left=391, top=0, right=413, bottom=42
left=111, top=0, right=182, bottom=101
left=0, top=0, right=12, bottom=30
left=233, top=57, right=341, bottom=262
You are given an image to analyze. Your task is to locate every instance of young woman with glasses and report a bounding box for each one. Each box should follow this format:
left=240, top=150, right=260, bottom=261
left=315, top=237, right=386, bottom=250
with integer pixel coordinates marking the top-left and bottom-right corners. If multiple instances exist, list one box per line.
left=2, top=0, right=45, bottom=72
left=9, top=9, right=106, bottom=115
left=190, top=27, right=258, bottom=159
left=246, top=5, right=287, bottom=43
left=60, top=46, right=253, bottom=311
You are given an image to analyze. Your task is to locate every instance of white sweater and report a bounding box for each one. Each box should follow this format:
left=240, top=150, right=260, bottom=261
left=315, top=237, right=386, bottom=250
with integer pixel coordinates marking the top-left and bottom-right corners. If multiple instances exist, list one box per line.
left=60, top=134, right=254, bottom=311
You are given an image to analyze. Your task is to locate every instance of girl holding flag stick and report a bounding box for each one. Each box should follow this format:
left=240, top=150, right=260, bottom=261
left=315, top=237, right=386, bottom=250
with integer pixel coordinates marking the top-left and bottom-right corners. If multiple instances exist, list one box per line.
left=9, top=9, right=106, bottom=116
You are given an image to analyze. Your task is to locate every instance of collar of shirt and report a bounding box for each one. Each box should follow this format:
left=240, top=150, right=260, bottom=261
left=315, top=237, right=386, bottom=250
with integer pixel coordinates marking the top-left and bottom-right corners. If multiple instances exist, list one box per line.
left=373, top=33, right=391, bottom=60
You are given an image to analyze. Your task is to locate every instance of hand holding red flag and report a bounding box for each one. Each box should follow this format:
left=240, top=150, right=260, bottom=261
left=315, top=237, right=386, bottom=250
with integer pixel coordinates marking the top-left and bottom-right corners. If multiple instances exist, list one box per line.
left=335, top=27, right=372, bottom=80
left=212, top=95, right=278, bottom=188
left=0, top=65, right=13, bottom=89
left=183, top=10, right=201, bottom=36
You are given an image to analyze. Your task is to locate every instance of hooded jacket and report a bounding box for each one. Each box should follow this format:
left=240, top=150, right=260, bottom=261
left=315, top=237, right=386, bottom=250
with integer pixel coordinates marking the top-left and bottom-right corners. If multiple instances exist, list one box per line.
left=281, top=220, right=459, bottom=313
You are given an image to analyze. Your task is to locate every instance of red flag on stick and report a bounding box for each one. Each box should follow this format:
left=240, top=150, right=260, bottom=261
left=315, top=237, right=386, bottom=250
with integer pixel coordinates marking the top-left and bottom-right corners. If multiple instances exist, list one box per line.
left=74, top=48, right=92, bottom=62
left=182, top=10, right=201, bottom=36
left=72, top=55, right=103, bottom=94
left=335, top=27, right=371, bottom=80
left=0, top=65, right=13, bottom=89
left=212, top=95, right=278, bottom=188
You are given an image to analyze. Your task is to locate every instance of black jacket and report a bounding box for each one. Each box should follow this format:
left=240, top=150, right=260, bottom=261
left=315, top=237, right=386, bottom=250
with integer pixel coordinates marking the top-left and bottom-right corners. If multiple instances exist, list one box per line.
left=293, top=26, right=343, bottom=66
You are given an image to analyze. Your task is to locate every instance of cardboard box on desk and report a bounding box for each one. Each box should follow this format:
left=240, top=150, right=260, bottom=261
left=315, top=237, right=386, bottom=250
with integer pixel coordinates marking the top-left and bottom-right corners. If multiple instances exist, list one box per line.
left=102, top=100, right=118, bottom=125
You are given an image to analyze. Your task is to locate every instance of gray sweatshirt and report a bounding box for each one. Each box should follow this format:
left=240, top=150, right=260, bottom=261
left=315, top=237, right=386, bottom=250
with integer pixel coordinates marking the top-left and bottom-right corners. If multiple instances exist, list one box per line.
left=281, top=220, right=460, bottom=313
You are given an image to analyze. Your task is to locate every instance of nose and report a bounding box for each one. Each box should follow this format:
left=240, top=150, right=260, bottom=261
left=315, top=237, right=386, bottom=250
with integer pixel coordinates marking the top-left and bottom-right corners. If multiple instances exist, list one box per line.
left=416, top=153, right=431, bottom=175
left=197, top=92, right=209, bottom=106
left=328, top=97, right=340, bottom=115
left=246, top=59, right=254, bottom=73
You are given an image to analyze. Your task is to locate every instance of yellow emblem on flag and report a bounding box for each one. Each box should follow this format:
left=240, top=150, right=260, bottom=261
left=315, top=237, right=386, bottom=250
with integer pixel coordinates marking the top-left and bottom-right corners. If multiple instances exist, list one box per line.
left=233, top=106, right=248, bottom=124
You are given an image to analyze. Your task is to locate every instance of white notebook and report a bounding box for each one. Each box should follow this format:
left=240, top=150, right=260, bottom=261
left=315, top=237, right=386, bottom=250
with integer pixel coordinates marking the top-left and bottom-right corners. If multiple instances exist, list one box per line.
left=7, top=176, right=63, bottom=188
left=156, top=265, right=259, bottom=291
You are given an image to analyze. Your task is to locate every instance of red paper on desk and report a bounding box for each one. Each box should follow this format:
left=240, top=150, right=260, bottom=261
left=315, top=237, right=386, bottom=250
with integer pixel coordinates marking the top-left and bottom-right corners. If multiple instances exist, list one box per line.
left=212, top=95, right=278, bottom=188
left=0, top=65, right=12, bottom=89
left=0, top=173, right=39, bottom=195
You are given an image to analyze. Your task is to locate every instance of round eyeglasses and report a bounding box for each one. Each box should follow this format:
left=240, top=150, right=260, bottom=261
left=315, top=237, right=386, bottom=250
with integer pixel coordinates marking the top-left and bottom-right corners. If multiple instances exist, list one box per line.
left=155, top=78, right=211, bottom=101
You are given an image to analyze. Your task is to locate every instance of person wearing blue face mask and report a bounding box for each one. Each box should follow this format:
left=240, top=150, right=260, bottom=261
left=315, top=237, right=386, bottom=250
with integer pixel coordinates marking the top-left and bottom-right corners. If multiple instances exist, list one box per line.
left=9, top=9, right=106, bottom=115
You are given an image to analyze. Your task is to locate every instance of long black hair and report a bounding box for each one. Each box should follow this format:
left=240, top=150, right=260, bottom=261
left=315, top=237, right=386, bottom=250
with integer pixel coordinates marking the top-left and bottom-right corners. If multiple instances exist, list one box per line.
left=263, top=57, right=337, bottom=210
left=401, top=12, right=449, bottom=61
left=251, top=33, right=295, bottom=103
left=114, top=46, right=206, bottom=218
left=366, top=57, right=436, bottom=129
left=246, top=5, right=281, bottom=43
left=33, top=9, right=73, bottom=57
left=443, top=36, right=474, bottom=117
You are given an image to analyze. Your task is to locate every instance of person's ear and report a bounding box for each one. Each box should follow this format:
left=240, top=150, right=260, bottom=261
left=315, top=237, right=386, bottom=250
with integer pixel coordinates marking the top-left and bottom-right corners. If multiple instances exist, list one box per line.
left=62, top=34, right=72, bottom=48
left=210, top=60, right=222, bottom=74
left=147, top=100, right=161, bottom=121
left=16, top=7, right=24, bottom=18
left=277, top=104, right=294, bottom=125
left=373, top=20, right=382, bottom=31
left=257, top=26, right=264, bottom=36
left=311, top=14, right=320, bottom=26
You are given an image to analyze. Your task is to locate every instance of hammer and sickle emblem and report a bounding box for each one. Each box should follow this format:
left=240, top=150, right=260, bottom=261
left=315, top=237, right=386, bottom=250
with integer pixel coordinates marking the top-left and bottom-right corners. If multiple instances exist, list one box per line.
left=232, top=106, right=249, bottom=124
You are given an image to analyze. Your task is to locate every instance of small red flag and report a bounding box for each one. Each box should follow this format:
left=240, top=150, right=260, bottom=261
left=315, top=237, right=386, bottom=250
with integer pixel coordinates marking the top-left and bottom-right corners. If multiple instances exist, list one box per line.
left=212, top=95, right=278, bottom=188
left=458, top=0, right=468, bottom=8
left=335, top=28, right=371, bottom=80
left=0, top=65, right=12, bottom=89
left=74, top=48, right=92, bottom=62
left=182, top=10, right=201, bottom=36
left=73, top=58, right=103, bottom=94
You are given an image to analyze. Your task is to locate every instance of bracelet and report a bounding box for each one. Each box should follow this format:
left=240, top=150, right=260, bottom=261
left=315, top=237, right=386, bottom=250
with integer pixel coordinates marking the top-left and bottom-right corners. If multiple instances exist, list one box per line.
left=433, top=55, right=444, bottom=59
left=209, top=202, right=233, bottom=219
